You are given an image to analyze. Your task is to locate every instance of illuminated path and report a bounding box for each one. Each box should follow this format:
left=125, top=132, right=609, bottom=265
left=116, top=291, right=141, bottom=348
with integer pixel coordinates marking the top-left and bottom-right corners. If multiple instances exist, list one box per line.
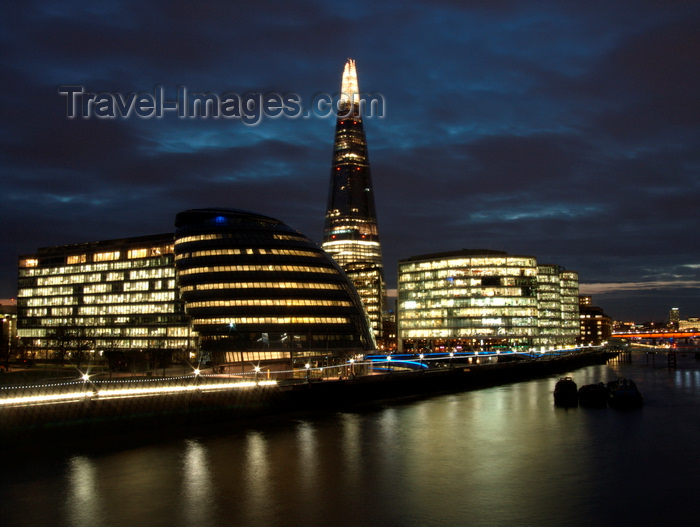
left=0, top=348, right=616, bottom=442
left=0, top=346, right=607, bottom=408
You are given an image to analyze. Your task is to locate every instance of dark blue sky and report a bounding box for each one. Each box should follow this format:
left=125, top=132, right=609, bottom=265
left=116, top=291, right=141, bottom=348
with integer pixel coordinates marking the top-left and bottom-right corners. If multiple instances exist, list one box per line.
left=1, top=0, right=698, bottom=321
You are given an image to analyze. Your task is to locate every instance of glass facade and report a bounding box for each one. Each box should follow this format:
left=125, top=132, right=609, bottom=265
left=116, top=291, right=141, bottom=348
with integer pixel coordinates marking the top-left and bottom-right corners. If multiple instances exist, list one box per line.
left=322, top=59, right=385, bottom=339
left=174, top=208, right=375, bottom=367
left=17, top=234, right=197, bottom=364
left=397, top=250, right=579, bottom=352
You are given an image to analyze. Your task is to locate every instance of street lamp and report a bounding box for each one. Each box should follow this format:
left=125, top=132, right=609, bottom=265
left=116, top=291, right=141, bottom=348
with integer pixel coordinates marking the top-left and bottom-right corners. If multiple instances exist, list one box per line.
left=254, top=365, right=261, bottom=384
left=386, top=354, right=392, bottom=373
left=305, top=362, right=311, bottom=381
left=419, top=353, right=424, bottom=370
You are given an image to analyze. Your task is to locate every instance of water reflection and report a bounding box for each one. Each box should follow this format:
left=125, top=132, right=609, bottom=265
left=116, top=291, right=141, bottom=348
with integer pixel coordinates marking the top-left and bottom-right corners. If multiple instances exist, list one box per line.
left=6, top=355, right=700, bottom=526
left=241, top=430, right=272, bottom=523
left=66, top=456, right=103, bottom=527
left=181, top=439, right=215, bottom=525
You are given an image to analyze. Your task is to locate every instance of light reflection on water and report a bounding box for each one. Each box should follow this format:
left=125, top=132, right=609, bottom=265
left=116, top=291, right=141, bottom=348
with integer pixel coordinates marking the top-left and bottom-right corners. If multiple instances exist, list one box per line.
left=181, top=440, right=215, bottom=526
left=66, top=456, right=103, bottom=527
left=3, top=354, right=700, bottom=526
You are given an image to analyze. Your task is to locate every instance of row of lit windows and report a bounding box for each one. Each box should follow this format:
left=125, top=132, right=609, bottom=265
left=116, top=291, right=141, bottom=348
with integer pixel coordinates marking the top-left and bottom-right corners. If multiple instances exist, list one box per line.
left=81, top=292, right=176, bottom=304
left=36, top=272, right=124, bottom=285
left=174, top=233, right=223, bottom=245
left=186, top=299, right=352, bottom=308
left=31, top=315, right=180, bottom=326
left=539, top=302, right=561, bottom=317
left=76, top=304, right=177, bottom=315
left=19, top=286, right=74, bottom=297
left=23, top=303, right=179, bottom=318
left=178, top=265, right=338, bottom=276
left=18, top=326, right=193, bottom=338
left=401, top=317, right=538, bottom=329
left=400, top=278, right=535, bottom=290
left=400, top=258, right=538, bottom=272
left=175, top=248, right=322, bottom=260
left=322, top=239, right=381, bottom=248
left=179, top=281, right=343, bottom=292
left=25, top=296, right=76, bottom=307
left=404, top=328, right=539, bottom=339
left=402, top=297, right=538, bottom=309
left=538, top=292, right=561, bottom=301
left=84, top=280, right=175, bottom=294
left=175, top=233, right=308, bottom=246
left=192, top=317, right=351, bottom=325
left=399, top=268, right=537, bottom=282
left=400, top=286, right=532, bottom=297
left=19, top=258, right=173, bottom=275
left=401, top=307, right=539, bottom=319
left=22, top=290, right=177, bottom=305
left=91, top=249, right=172, bottom=263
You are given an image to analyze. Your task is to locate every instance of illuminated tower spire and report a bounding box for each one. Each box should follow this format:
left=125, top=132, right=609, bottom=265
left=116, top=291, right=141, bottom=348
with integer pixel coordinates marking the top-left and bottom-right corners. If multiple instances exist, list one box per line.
left=340, top=59, right=359, bottom=107
left=322, top=59, right=385, bottom=341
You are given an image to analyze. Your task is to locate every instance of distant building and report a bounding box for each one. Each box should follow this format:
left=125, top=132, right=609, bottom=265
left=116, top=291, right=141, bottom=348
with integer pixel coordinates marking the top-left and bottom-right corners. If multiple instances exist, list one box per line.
left=174, top=208, right=375, bottom=370
left=578, top=295, right=612, bottom=345
left=538, top=265, right=580, bottom=346
left=669, top=307, right=680, bottom=329
left=17, top=234, right=197, bottom=369
left=322, top=59, right=386, bottom=341
left=397, top=249, right=579, bottom=352
left=1, top=303, right=17, bottom=366
left=679, top=317, right=700, bottom=331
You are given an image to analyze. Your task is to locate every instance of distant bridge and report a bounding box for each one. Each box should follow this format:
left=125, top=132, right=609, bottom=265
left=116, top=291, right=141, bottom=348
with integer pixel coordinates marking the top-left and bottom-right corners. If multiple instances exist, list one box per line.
left=613, top=331, right=700, bottom=339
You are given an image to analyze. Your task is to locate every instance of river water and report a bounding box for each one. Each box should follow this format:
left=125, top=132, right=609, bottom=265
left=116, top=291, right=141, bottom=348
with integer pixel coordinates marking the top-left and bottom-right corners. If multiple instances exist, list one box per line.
left=2, top=352, right=700, bottom=526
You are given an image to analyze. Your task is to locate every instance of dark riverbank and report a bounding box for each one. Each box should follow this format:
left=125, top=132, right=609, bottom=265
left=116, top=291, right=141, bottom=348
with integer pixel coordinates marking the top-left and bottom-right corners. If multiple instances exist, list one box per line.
left=0, top=350, right=617, bottom=447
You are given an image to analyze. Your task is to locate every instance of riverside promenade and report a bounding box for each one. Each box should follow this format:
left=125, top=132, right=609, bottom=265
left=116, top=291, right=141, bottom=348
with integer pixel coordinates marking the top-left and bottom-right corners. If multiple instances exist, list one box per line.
left=0, top=348, right=617, bottom=444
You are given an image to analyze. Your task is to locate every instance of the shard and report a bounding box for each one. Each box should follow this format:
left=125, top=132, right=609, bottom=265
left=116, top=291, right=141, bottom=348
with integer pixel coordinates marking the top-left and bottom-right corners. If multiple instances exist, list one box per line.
left=322, top=59, right=385, bottom=341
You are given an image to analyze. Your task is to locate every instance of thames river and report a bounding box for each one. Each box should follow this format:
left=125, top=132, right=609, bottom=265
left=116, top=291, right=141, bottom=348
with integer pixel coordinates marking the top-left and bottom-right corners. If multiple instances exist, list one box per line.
left=2, top=352, right=700, bottom=526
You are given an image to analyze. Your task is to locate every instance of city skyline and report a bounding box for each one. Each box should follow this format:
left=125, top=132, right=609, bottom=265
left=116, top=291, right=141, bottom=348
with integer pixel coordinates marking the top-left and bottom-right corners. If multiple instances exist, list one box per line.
left=1, top=1, right=699, bottom=321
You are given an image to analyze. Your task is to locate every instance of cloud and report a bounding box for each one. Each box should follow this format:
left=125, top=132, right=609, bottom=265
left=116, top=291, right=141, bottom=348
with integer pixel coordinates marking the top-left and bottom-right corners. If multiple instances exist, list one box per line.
left=0, top=0, right=699, bottom=322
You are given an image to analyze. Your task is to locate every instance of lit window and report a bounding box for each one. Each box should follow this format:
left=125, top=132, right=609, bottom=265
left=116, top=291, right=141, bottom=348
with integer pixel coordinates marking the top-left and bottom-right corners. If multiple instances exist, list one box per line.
left=94, top=251, right=120, bottom=262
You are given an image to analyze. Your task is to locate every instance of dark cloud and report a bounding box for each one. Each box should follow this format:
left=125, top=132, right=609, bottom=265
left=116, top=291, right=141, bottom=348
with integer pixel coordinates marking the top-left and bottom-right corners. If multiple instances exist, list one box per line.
left=1, top=0, right=699, bottom=322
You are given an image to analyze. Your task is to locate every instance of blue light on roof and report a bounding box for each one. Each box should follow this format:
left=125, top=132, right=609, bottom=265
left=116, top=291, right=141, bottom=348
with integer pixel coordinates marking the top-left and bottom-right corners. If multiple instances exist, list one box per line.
left=214, top=215, right=227, bottom=225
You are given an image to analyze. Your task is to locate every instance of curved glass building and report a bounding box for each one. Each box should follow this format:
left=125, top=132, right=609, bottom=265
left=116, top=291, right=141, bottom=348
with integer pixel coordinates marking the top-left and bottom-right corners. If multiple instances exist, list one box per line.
left=397, top=250, right=579, bottom=352
left=174, top=209, right=375, bottom=368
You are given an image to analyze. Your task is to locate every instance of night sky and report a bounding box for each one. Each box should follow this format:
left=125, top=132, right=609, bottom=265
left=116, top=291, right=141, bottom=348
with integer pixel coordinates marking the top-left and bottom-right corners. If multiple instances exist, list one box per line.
left=1, top=0, right=699, bottom=322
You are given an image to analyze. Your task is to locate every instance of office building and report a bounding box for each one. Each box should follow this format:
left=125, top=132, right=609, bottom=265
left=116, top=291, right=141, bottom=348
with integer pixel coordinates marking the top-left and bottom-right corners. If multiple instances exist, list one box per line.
left=397, top=249, right=579, bottom=352
left=174, top=208, right=375, bottom=369
left=669, top=307, right=680, bottom=329
left=322, top=59, right=386, bottom=340
left=578, top=295, right=612, bottom=345
left=17, top=234, right=197, bottom=369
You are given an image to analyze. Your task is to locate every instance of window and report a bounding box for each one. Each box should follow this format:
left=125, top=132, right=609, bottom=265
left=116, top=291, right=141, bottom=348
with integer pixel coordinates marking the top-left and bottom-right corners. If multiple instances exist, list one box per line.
left=94, top=251, right=120, bottom=262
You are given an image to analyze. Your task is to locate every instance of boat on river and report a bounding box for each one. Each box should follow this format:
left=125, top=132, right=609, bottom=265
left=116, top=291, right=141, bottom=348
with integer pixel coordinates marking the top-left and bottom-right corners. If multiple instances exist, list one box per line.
left=554, top=377, right=578, bottom=407
left=607, top=378, right=643, bottom=409
left=578, top=382, right=609, bottom=408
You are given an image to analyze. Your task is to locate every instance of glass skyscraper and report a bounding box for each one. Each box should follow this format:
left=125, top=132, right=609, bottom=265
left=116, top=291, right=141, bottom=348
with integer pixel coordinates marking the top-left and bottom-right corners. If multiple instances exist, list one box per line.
left=322, top=59, right=385, bottom=340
